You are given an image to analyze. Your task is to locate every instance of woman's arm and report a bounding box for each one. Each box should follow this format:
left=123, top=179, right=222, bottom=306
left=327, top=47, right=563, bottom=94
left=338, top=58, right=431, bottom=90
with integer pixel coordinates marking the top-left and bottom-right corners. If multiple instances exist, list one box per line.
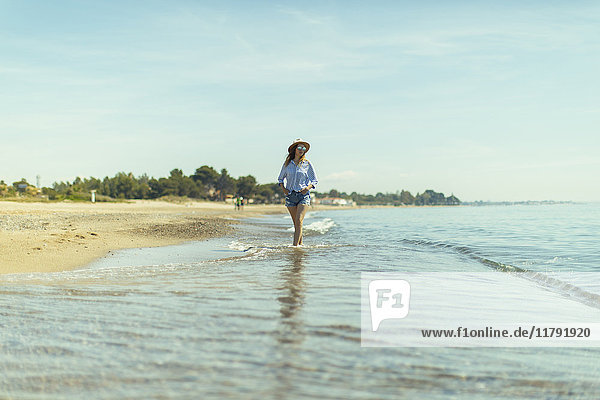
left=300, top=162, right=318, bottom=194
left=277, top=164, right=289, bottom=195
left=307, top=162, right=318, bottom=189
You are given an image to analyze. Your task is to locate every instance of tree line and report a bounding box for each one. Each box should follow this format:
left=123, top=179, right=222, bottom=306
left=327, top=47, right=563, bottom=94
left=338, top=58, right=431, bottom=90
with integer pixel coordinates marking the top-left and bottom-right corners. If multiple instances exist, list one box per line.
left=1, top=167, right=460, bottom=206
left=320, top=188, right=460, bottom=206
left=44, top=167, right=282, bottom=203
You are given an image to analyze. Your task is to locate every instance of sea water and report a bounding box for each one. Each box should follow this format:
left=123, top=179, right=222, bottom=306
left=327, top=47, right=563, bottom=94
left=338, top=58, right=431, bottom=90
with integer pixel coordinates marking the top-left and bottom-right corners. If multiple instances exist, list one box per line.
left=1, top=203, right=599, bottom=399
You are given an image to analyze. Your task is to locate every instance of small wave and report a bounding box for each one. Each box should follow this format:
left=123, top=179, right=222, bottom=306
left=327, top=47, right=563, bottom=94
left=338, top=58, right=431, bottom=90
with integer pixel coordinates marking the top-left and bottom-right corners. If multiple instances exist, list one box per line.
left=228, top=240, right=252, bottom=251
left=228, top=240, right=288, bottom=252
left=402, top=238, right=600, bottom=309
left=544, top=256, right=574, bottom=264
left=518, top=270, right=600, bottom=309
left=303, top=218, right=336, bottom=234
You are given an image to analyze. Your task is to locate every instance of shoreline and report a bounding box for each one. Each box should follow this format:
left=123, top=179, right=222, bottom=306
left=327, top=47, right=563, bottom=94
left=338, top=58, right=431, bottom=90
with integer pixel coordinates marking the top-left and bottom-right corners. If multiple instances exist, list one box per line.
left=0, top=200, right=358, bottom=275
left=0, top=200, right=276, bottom=275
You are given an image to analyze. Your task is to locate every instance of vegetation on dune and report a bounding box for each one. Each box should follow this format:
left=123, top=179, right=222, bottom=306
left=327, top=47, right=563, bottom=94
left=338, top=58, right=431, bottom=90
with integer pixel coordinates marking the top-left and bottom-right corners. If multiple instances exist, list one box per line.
left=1, top=167, right=460, bottom=206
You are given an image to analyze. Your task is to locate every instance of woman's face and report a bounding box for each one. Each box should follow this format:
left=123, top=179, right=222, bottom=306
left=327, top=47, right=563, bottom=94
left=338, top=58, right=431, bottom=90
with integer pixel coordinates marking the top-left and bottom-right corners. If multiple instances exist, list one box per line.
left=295, top=144, right=307, bottom=156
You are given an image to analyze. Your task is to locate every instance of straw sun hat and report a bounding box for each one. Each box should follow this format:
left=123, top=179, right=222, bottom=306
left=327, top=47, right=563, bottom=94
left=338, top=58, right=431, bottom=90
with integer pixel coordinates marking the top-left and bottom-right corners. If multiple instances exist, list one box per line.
left=288, top=138, right=310, bottom=153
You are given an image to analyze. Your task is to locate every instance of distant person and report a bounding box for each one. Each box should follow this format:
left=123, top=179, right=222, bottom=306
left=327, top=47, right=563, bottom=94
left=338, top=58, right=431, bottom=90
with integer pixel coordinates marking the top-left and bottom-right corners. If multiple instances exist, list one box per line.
left=277, top=139, right=318, bottom=246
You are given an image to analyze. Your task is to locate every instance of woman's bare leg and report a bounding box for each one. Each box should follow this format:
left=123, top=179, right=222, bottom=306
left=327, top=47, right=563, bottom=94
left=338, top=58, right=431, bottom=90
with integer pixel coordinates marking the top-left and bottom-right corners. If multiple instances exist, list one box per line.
left=286, top=206, right=299, bottom=245
left=295, top=204, right=309, bottom=246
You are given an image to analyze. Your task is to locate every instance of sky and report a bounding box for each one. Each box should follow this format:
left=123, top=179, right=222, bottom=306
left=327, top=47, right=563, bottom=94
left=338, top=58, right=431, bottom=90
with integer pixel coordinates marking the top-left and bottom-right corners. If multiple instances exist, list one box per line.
left=1, top=0, right=598, bottom=201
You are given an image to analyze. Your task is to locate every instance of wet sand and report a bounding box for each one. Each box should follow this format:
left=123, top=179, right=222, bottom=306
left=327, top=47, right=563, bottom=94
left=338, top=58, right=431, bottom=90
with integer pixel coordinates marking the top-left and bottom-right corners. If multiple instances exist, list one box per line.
left=0, top=200, right=289, bottom=274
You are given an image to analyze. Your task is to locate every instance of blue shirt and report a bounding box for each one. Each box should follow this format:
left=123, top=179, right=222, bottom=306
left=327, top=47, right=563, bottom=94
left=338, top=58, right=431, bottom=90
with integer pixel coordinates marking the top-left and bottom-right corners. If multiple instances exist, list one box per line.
left=277, top=159, right=318, bottom=192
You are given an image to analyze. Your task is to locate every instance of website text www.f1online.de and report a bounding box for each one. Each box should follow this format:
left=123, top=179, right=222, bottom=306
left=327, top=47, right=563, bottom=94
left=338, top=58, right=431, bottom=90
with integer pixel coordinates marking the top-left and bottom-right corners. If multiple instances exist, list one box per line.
left=421, top=326, right=591, bottom=340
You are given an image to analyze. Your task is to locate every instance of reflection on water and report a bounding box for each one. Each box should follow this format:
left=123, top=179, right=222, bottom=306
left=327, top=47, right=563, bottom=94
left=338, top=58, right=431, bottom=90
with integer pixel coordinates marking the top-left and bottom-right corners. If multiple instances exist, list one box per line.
left=272, top=248, right=307, bottom=397
left=277, top=249, right=307, bottom=345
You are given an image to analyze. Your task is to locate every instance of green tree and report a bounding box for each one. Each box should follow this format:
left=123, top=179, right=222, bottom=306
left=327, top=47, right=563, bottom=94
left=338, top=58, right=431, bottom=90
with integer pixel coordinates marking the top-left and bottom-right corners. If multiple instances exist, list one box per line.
left=415, top=189, right=446, bottom=205
left=153, top=177, right=178, bottom=197
left=446, top=194, right=461, bottom=205
left=168, top=169, right=186, bottom=196
left=191, top=165, right=219, bottom=198
left=135, top=174, right=151, bottom=199
left=42, top=187, right=59, bottom=200
left=236, top=175, right=257, bottom=198
left=254, top=183, right=278, bottom=203
left=400, top=190, right=415, bottom=205
left=192, top=166, right=219, bottom=188
left=328, top=189, right=340, bottom=197
left=216, top=169, right=236, bottom=200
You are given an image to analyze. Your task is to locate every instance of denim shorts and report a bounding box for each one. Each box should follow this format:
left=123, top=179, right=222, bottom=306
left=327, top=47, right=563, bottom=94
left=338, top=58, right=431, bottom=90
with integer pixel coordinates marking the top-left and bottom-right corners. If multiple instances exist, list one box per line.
left=285, top=191, right=311, bottom=207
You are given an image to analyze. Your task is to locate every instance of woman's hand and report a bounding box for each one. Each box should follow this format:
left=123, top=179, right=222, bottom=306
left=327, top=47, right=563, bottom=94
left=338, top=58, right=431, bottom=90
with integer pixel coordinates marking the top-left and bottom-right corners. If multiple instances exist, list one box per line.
left=300, top=185, right=311, bottom=195
left=280, top=182, right=289, bottom=196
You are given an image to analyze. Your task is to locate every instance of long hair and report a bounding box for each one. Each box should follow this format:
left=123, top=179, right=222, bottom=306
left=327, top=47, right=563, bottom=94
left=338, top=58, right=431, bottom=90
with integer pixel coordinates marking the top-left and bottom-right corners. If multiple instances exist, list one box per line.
left=284, top=144, right=307, bottom=167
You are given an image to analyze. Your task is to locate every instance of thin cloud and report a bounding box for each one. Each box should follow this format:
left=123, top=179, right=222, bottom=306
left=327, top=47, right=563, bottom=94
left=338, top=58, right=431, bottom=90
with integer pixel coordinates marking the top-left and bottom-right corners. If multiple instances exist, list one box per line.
left=278, top=8, right=331, bottom=25
left=324, top=170, right=358, bottom=181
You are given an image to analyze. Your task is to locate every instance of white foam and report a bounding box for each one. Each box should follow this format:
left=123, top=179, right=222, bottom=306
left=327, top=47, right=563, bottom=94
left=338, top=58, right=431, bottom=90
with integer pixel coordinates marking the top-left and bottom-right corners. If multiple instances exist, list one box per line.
left=544, top=256, right=574, bottom=264
left=228, top=240, right=251, bottom=251
left=303, top=218, right=336, bottom=234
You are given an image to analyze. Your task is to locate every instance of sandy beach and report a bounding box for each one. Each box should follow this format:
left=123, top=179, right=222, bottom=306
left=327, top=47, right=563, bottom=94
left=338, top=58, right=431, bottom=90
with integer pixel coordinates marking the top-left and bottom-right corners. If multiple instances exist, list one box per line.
left=0, top=200, right=290, bottom=274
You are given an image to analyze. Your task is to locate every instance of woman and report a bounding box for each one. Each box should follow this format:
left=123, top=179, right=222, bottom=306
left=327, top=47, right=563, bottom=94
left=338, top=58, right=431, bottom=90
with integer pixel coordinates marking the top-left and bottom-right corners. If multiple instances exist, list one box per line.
left=277, top=139, right=318, bottom=246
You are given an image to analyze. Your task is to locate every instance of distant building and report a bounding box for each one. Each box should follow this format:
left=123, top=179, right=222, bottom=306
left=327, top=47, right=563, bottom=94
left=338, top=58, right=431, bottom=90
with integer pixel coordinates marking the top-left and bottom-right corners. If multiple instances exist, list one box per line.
left=315, top=197, right=356, bottom=206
